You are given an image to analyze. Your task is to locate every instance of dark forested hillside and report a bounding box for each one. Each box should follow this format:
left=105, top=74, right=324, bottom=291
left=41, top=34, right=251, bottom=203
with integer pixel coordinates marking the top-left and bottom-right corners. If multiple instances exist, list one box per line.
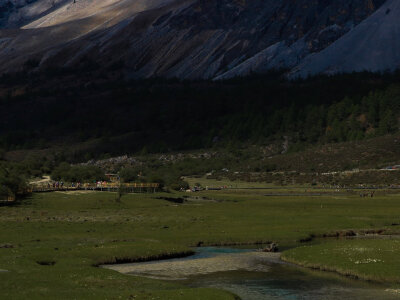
left=0, top=70, right=400, bottom=160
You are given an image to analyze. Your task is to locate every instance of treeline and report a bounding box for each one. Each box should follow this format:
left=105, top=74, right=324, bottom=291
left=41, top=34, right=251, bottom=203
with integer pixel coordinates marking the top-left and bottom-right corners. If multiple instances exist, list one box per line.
left=282, top=85, right=400, bottom=144
left=0, top=70, right=400, bottom=159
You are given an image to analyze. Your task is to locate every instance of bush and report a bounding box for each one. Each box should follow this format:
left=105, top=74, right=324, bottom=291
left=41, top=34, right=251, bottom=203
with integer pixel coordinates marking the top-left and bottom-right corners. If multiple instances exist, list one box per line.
left=51, top=163, right=105, bottom=182
left=119, top=168, right=138, bottom=183
left=147, top=174, right=165, bottom=188
left=0, top=166, right=27, bottom=199
left=169, top=179, right=189, bottom=191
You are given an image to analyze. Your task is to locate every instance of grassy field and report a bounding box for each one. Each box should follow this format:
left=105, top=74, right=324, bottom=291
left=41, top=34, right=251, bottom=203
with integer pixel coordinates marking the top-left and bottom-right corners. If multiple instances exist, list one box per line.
left=1, top=189, right=400, bottom=298
left=282, top=239, right=400, bottom=283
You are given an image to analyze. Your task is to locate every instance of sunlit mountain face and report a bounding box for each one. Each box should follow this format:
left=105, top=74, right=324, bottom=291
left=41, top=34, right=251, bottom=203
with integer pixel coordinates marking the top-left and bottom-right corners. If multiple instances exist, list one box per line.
left=0, top=0, right=390, bottom=79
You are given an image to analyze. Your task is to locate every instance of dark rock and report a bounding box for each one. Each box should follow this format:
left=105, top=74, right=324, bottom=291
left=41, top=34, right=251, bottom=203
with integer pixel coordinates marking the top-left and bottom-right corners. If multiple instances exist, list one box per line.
left=262, top=242, right=279, bottom=252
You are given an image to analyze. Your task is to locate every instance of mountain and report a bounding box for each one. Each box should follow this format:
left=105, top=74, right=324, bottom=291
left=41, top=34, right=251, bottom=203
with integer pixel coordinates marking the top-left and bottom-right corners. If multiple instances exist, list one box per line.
left=0, top=0, right=386, bottom=79
left=291, top=0, right=400, bottom=78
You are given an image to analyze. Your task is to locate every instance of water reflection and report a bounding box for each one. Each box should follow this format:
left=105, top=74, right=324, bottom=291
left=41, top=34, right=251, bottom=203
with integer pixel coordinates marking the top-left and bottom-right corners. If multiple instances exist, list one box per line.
left=183, top=262, right=398, bottom=300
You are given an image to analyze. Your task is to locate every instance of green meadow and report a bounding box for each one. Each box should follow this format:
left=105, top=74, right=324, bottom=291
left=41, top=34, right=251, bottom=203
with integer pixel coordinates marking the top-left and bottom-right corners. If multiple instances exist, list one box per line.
left=1, top=188, right=400, bottom=298
left=282, top=239, right=400, bottom=283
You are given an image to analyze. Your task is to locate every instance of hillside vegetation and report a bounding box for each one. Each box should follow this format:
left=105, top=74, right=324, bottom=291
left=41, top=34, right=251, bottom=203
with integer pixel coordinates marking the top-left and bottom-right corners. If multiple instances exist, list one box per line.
left=1, top=72, right=400, bottom=159
left=262, top=133, right=400, bottom=172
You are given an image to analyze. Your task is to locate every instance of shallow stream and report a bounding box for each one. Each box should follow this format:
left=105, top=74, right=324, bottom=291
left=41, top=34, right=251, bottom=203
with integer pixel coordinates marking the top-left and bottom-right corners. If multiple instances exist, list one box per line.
left=106, top=247, right=400, bottom=300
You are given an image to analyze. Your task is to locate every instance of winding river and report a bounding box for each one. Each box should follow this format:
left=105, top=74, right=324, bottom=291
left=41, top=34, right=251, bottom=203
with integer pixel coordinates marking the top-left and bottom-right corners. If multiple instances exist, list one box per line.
left=104, top=247, right=400, bottom=300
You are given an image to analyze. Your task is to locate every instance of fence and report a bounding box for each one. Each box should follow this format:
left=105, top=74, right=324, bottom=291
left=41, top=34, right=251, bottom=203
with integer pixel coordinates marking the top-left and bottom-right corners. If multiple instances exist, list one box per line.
left=29, top=182, right=160, bottom=193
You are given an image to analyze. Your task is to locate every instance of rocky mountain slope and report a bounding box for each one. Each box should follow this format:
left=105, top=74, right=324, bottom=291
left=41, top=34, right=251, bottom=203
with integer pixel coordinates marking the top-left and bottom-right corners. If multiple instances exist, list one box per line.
left=291, top=0, right=400, bottom=78
left=0, top=0, right=389, bottom=79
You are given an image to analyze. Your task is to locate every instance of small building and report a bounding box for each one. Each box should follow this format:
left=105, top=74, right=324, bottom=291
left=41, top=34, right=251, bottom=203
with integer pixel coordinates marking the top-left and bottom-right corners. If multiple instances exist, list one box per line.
left=105, top=174, right=119, bottom=182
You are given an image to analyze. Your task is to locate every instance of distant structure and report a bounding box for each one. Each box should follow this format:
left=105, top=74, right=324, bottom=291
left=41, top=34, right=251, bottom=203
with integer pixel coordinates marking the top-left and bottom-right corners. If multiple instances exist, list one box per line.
left=105, top=173, right=119, bottom=182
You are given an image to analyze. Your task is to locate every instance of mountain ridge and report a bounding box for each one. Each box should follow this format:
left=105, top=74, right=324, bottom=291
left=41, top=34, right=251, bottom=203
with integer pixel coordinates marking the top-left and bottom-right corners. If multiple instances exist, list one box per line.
left=0, top=0, right=388, bottom=79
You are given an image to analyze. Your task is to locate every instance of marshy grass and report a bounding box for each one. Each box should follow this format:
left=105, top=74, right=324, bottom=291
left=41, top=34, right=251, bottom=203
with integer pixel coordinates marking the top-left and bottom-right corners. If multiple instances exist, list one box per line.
left=1, top=189, right=400, bottom=298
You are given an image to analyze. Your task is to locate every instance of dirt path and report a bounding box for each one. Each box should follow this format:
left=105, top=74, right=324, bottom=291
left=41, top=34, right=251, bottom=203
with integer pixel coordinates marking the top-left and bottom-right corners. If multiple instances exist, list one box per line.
left=29, top=175, right=51, bottom=185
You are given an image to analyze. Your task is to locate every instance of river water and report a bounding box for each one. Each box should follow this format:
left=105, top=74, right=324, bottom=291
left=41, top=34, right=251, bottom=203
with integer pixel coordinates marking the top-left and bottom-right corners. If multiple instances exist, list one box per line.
left=119, top=247, right=400, bottom=300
